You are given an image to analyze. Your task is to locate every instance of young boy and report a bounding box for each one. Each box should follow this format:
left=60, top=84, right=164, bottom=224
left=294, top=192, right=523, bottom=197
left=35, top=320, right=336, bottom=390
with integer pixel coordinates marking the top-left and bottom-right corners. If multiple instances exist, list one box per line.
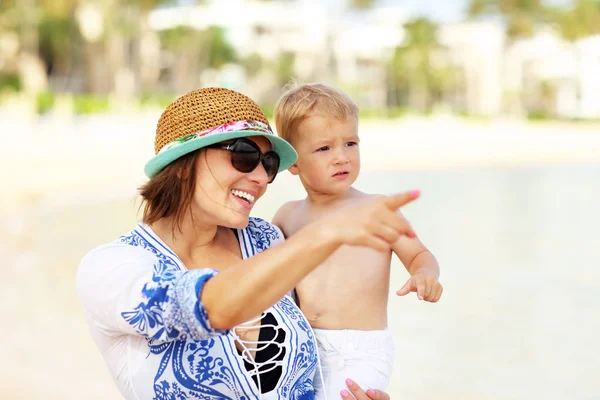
left=272, top=83, right=443, bottom=399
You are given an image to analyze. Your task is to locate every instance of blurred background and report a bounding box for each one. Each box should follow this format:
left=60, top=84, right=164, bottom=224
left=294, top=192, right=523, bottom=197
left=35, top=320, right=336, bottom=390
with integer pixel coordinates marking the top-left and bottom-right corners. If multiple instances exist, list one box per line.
left=1, top=0, right=599, bottom=399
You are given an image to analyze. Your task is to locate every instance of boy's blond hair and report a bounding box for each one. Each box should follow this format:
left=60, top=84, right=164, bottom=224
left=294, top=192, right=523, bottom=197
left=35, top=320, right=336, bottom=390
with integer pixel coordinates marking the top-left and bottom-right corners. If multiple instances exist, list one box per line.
left=274, top=82, right=359, bottom=144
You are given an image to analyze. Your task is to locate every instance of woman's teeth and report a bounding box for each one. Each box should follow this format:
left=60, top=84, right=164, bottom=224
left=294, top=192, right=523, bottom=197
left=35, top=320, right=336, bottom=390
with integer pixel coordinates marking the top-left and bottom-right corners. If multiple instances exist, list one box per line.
left=231, top=189, right=255, bottom=204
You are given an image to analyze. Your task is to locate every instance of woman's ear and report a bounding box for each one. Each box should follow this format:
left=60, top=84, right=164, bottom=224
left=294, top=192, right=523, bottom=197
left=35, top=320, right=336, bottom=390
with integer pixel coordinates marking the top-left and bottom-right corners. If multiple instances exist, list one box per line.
left=177, top=161, right=194, bottom=180
left=178, top=149, right=203, bottom=180
left=177, top=167, right=188, bottom=180
left=288, top=163, right=300, bottom=175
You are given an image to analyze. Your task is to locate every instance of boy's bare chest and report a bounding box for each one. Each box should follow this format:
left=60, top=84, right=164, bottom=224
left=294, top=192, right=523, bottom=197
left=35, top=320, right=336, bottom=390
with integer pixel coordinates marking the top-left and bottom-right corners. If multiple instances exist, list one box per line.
left=296, top=244, right=392, bottom=313
left=285, top=209, right=322, bottom=236
left=285, top=200, right=360, bottom=236
left=286, top=205, right=392, bottom=273
left=318, top=244, right=391, bottom=273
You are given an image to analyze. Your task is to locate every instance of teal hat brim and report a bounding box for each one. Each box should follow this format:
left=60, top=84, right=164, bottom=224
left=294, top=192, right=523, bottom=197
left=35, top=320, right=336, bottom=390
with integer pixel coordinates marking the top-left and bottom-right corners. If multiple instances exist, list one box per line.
left=144, top=130, right=298, bottom=178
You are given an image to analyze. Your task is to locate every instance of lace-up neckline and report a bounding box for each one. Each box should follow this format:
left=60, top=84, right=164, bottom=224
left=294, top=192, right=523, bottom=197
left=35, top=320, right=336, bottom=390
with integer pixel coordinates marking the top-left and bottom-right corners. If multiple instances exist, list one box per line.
left=231, top=311, right=287, bottom=394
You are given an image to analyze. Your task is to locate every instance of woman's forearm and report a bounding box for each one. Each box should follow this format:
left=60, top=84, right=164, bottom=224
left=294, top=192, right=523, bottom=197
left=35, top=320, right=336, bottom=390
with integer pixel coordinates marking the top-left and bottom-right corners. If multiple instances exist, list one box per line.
left=202, top=222, right=340, bottom=329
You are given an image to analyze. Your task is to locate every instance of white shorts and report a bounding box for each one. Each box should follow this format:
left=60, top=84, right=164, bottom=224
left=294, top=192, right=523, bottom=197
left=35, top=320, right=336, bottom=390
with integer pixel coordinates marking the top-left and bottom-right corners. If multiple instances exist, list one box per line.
left=312, top=328, right=394, bottom=400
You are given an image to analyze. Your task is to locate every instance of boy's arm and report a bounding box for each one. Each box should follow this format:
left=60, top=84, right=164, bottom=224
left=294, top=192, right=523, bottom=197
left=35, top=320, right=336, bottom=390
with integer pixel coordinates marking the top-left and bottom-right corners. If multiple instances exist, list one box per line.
left=391, top=235, right=439, bottom=279
left=391, top=211, right=442, bottom=302
left=272, top=202, right=293, bottom=238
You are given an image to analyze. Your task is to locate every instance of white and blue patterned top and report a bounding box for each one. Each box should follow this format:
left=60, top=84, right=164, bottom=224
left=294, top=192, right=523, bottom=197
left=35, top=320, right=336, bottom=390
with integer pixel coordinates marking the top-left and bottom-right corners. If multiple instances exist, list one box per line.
left=77, top=217, right=317, bottom=400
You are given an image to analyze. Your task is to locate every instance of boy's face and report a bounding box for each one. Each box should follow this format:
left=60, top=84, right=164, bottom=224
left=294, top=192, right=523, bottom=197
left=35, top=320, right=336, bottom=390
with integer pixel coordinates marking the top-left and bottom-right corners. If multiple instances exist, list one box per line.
left=289, top=115, right=360, bottom=196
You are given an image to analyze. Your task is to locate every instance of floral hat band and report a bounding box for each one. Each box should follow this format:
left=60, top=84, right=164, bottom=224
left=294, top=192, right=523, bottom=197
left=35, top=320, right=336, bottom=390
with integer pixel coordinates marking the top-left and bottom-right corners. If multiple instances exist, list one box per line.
left=158, top=120, right=274, bottom=154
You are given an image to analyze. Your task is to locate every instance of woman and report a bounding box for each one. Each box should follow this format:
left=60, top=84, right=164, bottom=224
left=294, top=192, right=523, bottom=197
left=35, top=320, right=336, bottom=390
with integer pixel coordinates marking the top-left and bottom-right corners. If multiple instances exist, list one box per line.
left=77, top=88, right=418, bottom=399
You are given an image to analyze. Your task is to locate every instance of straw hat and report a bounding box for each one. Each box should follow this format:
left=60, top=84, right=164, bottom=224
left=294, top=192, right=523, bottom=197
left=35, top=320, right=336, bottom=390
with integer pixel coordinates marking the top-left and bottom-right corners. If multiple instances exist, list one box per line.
left=144, top=87, right=297, bottom=178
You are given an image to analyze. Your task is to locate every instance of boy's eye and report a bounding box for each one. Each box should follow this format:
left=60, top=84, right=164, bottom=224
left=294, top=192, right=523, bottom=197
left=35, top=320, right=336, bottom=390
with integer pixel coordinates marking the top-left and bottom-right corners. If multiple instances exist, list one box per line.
left=316, top=146, right=330, bottom=152
left=345, top=141, right=358, bottom=147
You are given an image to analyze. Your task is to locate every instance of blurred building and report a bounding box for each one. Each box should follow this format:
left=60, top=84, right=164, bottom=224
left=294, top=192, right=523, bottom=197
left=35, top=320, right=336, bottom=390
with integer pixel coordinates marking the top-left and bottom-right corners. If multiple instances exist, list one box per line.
left=576, top=35, right=600, bottom=119
left=148, top=0, right=405, bottom=107
left=438, top=21, right=506, bottom=117
left=505, top=30, right=600, bottom=119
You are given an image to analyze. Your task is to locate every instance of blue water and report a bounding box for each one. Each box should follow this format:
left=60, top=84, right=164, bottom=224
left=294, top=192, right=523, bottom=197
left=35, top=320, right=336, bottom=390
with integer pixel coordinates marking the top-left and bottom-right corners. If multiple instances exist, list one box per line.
left=261, top=163, right=600, bottom=399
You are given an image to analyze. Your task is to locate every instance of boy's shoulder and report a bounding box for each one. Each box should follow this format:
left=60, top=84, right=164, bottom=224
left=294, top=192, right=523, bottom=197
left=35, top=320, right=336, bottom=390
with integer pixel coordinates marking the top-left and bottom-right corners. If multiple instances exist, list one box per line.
left=272, top=199, right=306, bottom=234
left=347, top=190, right=383, bottom=203
left=287, top=198, right=307, bottom=208
left=359, top=192, right=383, bottom=199
left=275, top=199, right=305, bottom=215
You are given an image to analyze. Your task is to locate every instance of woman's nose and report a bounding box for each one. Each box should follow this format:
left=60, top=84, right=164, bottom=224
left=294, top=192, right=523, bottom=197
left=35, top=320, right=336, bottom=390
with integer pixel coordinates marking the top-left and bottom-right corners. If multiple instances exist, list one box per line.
left=247, top=161, right=269, bottom=185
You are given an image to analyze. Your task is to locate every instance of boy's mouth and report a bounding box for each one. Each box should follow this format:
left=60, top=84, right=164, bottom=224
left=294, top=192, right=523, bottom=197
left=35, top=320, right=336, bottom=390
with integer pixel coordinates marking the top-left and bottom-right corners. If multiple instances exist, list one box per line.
left=332, top=171, right=350, bottom=180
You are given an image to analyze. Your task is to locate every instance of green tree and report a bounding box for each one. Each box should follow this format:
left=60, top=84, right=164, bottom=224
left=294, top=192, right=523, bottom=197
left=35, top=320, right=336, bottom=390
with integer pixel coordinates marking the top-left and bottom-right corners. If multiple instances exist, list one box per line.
left=551, top=0, right=600, bottom=41
left=204, top=26, right=238, bottom=69
left=38, top=13, right=83, bottom=78
left=272, top=52, right=296, bottom=86
left=388, top=18, right=456, bottom=112
left=0, top=0, right=81, bottom=94
left=159, top=25, right=237, bottom=70
left=347, top=0, right=377, bottom=9
left=241, top=53, right=264, bottom=78
left=468, top=0, right=548, bottom=39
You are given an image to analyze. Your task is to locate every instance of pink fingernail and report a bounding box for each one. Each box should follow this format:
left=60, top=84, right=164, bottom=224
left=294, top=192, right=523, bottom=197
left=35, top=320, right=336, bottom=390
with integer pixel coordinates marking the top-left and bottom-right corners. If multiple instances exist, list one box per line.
left=410, top=189, right=420, bottom=197
left=367, top=389, right=376, bottom=397
left=345, top=378, right=353, bottom=386
left=341, top=390, right=350, bottom=398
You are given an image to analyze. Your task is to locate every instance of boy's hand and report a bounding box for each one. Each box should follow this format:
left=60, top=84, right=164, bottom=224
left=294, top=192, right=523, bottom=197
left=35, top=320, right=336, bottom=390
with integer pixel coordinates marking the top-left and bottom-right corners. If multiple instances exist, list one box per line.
left=396, top=273, right=443, bottom=302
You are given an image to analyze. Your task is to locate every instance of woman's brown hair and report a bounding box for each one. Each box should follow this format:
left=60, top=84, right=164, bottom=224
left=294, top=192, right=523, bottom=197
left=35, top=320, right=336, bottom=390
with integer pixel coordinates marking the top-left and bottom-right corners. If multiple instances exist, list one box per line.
left=139, top=150, right=201, bottom=232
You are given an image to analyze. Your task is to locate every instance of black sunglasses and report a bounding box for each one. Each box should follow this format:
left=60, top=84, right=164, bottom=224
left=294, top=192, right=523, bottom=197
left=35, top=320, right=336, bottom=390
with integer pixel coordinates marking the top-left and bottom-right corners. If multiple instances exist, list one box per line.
left=208, top=138, right=280, bottom=183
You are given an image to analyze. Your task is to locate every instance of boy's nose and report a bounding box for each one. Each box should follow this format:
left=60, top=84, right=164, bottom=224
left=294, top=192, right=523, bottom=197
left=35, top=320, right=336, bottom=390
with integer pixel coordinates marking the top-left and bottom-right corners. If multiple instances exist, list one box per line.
left=333, top=151, right=350, bottom=165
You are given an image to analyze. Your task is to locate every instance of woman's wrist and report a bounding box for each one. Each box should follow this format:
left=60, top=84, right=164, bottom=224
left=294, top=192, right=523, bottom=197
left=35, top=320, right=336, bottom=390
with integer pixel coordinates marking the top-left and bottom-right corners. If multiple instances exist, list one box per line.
left=311, top=219, right=344, bottom=249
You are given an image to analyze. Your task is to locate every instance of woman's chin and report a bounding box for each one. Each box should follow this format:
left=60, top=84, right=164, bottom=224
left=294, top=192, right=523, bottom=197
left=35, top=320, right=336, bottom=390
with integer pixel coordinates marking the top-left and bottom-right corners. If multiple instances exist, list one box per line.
left=226, top=213, right=250, bottom=230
